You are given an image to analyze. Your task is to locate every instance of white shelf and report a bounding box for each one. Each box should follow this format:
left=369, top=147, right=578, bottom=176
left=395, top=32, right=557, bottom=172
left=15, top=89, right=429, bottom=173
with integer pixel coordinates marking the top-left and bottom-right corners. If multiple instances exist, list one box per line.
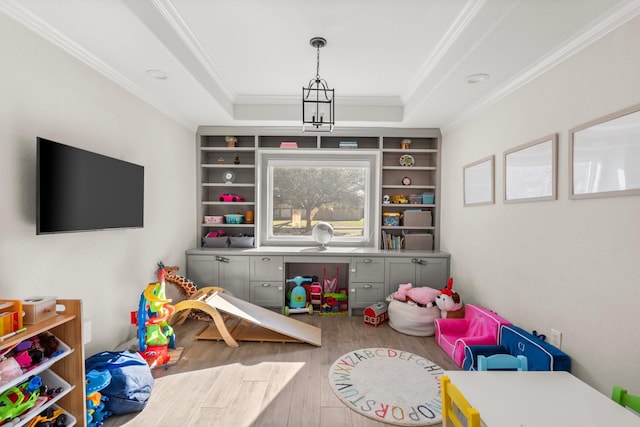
left=12, top=370, right=74, bottom=427
left=0, top=335, right=72, bottom=395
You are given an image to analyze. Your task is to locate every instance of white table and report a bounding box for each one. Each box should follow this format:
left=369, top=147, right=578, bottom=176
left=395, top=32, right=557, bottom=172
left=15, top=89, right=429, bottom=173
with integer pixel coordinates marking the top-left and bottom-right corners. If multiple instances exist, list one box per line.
left=444, top=371, right=640, bottom=426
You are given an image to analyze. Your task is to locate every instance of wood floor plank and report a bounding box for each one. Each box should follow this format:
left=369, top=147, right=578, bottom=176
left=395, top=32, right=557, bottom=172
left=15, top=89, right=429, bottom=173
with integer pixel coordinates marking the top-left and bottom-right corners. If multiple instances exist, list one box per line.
left=102, top=315, right=456, bottom=427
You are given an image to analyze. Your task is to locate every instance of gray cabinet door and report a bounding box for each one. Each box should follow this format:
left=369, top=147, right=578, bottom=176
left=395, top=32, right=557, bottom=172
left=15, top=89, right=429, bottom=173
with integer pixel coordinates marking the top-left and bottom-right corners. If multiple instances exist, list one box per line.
left=385, top=256, right=450, bottom=291
left=186, top=254, right=218, bottom=288
left=218, top=256, right=250, bottom=300
left=187, top=254, right=250, bottom=300
left=415, top=256, right=449, bottom=288
left=385, top=258, right=418, bottom=291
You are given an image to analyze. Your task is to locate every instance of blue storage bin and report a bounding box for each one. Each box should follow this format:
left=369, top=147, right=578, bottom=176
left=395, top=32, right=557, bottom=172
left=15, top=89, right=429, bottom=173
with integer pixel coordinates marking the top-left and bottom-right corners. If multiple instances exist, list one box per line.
left=422, top=192, right=435, bottom=204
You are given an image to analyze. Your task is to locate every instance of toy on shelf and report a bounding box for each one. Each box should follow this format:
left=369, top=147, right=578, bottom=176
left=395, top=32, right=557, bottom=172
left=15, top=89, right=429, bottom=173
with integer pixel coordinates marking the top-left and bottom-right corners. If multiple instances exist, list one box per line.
left=218, top=193, right=244, bottom=202
left=28, top=406, right=68, bottom=427
left=135, top=264, right=176, bottom=367
left=0, top=375, right=44, bottom=424
left=322, top=267, right=338, bottom=293
left=320, top=268, right=348, bottom=315
left=284, top=276, right=313, bottom=315
left=435, top=277, right=465, bottom=319
left=309, top=282, right=323, bottom=311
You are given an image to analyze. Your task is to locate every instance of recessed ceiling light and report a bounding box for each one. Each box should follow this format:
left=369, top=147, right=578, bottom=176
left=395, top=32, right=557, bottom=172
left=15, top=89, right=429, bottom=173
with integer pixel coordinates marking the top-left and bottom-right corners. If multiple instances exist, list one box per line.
left=466, top=73, right=490, bottom=84
left=146, top=69, right=168, bottom=80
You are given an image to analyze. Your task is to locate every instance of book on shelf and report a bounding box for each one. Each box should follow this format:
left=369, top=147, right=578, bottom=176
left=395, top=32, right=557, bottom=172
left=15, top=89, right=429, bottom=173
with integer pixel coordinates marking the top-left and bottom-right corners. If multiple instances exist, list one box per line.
left=381, top=230, right=404, bottom=250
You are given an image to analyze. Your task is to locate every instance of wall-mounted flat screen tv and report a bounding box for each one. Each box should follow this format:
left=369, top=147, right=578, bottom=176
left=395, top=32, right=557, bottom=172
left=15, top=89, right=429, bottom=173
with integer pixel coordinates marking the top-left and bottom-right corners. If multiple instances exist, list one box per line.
left=37, top=137, right=144, bottom=234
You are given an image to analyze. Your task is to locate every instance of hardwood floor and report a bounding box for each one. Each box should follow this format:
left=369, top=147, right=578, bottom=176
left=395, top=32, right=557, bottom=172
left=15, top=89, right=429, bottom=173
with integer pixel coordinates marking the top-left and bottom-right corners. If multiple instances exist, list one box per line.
left=102, top=315, right=459, bottom=427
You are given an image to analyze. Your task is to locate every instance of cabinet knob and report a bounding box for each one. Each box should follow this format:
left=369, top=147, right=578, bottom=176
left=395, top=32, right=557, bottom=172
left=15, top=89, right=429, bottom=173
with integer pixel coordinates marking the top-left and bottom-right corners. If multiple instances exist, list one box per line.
left=411, top=258, right=426, bottom=265
left=261, top=283, right=271, bottom=287
left=363, top=284, right=372, bottom=289
left=351, top=268, right=356, bottom=273
left=351, top=288, right=356, bottom=293
left=363, top=258, right=372, bottom=263
left=262, top=257, right=271, bottom=262
left=278, top=286, right=283, bottom=291
left=278, top=266, right=283, bottom=271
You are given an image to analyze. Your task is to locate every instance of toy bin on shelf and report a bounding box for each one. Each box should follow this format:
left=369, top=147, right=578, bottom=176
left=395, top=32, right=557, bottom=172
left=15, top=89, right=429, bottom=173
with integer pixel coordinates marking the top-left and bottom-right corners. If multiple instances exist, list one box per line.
left=21, top=296, right=57, bottom=325
left=224, top=214, right=244, bottom=224
left=0, top=334, right=72, bottom=395
left=422, top=192, right=435, bottom=204
left=229, top=236, right=254, bottom=248
left=204, top=216, right=223, bottom=224
left=0, top=300, right=23, bottom=334
left=404, top=233, right=433, bottom=250
left=202, top=236, right=229, bottom=248
left=403, top=210, right=432, bottom=227
left=3, top=369, right=74, bottom=426
left=382, top=212, right=401, bottom=226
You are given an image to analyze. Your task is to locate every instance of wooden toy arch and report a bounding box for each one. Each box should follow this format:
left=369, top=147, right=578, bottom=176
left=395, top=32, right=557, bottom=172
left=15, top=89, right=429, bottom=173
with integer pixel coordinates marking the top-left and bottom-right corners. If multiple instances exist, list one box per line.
left=170, top=288, right=321, bottom=347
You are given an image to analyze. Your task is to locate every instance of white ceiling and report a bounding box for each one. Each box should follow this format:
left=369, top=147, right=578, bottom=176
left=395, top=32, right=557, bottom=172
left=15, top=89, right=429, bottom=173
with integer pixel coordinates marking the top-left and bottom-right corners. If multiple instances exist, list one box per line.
left=3, top=0, right=640, bottom=131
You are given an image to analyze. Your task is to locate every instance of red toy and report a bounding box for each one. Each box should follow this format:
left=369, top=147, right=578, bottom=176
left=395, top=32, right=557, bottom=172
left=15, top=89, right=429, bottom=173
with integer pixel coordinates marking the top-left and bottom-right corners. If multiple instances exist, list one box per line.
left=309, top=282, right=323, bottom=311
left=364, top=302, right=388, bottom=327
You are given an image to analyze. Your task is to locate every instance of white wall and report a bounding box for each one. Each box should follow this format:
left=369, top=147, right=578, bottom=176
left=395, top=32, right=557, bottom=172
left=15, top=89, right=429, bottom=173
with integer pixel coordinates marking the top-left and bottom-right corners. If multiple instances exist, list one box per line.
left=0, top=14, right=196, bottom=355
left=441, top=16, right=640, bottom=394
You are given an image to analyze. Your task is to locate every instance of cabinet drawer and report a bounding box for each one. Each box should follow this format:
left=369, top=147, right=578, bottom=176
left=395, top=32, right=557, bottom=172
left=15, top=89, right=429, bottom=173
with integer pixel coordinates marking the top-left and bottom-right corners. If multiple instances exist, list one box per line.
left=251, top=256, right=284, bottom=281
left=349, top=257, right=385, bottom=283
left=349, top=282, right=385, bottom=308
left=250, top=281, right=284, bottom=307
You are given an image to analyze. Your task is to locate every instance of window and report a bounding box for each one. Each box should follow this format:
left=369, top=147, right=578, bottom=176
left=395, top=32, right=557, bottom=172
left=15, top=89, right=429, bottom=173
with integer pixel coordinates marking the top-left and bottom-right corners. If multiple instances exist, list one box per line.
left=257, top=150, right=380, bottom=246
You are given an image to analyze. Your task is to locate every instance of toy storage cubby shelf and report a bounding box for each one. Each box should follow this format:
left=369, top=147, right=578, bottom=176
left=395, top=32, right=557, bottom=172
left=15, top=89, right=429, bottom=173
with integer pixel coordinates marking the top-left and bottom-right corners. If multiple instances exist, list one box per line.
left=197, top=127, right=442, bottom=251
left=381, top=135, right=440, bottom=250
left=200, top=134, right=257, bottom=243
left=0, top=299, right=85, bottom=426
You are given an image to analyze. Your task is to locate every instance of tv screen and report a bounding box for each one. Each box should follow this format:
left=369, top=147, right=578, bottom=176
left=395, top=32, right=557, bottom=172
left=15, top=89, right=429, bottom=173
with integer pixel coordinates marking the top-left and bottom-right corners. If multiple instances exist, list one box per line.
left=37, top=137, right=144, bottom=234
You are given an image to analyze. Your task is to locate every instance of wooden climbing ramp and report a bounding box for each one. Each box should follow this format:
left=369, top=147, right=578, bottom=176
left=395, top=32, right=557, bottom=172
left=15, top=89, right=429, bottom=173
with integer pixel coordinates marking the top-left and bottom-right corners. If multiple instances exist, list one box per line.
left=170, top=288, right=322, bottom=347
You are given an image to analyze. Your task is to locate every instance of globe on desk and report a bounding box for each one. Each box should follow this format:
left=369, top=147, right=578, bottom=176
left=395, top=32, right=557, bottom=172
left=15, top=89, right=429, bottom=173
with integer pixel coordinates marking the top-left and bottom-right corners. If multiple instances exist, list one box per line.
left=312, top=222, right=334, bottom=249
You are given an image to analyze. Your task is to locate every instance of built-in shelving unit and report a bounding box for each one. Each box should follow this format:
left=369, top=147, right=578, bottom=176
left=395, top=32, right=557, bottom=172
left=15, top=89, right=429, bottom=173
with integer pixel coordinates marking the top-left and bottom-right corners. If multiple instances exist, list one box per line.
left=196, top=127, right=442, bottom=250
left=380, top=136, right=440, bottom=250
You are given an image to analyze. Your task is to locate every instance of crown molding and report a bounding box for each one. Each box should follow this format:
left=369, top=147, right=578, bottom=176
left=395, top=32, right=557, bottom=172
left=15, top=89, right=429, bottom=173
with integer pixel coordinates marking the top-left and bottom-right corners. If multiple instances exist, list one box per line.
left=443, top=0, right=640, bottom=132
left=150, top=0, right=236, bottom=101
left=0, top=0, right=194, bottom=130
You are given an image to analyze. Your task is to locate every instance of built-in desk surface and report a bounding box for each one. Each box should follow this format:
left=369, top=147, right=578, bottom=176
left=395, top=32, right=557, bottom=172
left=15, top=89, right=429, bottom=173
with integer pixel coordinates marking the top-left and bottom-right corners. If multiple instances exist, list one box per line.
left=188, top=246, right=451, bottom=257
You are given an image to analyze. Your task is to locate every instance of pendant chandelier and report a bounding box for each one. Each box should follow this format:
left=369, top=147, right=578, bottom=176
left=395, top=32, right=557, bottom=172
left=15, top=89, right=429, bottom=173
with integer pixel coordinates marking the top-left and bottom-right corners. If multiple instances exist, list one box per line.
left=302, top=37, right=335, bottom=132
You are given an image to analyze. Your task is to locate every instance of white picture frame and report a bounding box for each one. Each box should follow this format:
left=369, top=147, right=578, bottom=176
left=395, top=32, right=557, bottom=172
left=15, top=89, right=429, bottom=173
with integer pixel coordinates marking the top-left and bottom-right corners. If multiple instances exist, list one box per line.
left=569, top=104, right=640, bottom=199
left=504, top=134, right=558, bottom=203
left=463, top=155, right=494, bottom=206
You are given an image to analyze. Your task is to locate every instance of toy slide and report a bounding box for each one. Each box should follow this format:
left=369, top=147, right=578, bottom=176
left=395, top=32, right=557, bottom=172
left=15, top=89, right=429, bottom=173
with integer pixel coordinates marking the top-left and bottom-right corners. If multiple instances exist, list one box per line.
left=170, top=290, right=321, bottom=347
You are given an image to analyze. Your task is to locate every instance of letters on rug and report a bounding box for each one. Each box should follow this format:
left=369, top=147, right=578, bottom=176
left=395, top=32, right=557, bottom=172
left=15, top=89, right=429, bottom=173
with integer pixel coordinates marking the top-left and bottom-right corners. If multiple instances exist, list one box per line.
left=328, top=347, right=444, bottom=426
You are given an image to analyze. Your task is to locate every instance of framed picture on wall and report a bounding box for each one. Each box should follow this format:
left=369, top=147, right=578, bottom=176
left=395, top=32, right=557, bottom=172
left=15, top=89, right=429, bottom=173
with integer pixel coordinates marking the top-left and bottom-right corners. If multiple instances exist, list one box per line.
left=504, top=134, right=558, bottom=203
left=569, top=103, right=640, bottom=199
left=463, top=155, right=494, bottom=206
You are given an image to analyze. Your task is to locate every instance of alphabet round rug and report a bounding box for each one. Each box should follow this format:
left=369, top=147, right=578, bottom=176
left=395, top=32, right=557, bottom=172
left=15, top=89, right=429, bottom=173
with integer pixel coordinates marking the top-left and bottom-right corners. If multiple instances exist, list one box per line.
left=328, top=348, right=443, bottom=426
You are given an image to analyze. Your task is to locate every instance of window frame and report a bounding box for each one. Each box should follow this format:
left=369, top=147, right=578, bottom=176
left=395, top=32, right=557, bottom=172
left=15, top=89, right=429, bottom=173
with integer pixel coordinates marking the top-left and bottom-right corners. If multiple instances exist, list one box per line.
left=256, top=149, right=380, bottom=247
